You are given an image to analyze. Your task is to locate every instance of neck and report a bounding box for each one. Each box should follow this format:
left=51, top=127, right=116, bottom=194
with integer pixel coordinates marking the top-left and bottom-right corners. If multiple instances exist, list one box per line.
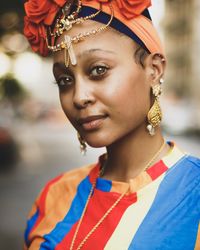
left=103, top=124, right=169, bottom=182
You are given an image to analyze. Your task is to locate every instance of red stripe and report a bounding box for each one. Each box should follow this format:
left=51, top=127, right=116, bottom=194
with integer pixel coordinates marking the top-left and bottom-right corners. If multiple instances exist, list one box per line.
left=89, top=164, right=100, bottom=183
left=56, top=189, right=137, bottom=250
left=30, top=174, right=63, bottom=234
left=146, top=160, right=168, bottom=181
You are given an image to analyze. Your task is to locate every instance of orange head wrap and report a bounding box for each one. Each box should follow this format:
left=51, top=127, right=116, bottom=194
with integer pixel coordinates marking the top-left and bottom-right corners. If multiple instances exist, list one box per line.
left=24, top=0, right=164, bottom=56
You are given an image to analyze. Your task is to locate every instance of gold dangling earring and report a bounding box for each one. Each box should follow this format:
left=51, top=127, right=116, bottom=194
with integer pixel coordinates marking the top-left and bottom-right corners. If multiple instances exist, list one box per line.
left=146, top=79, right=163, bottom=136
left=77, top=132, right=87, bottom=155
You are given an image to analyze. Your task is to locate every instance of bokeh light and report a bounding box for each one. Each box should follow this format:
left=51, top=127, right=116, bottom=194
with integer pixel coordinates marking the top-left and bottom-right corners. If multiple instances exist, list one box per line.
left=0, top=12, right=19, bottom=30
left=0, top=53, right=11, bottom=77
left=13, top=52, right=42, bottom=90
left=1, top=32, right=29, bottom=53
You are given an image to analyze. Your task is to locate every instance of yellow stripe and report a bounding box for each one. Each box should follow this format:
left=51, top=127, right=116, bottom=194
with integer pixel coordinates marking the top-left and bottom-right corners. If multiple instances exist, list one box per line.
left=104, top=174, right=165, bottom=250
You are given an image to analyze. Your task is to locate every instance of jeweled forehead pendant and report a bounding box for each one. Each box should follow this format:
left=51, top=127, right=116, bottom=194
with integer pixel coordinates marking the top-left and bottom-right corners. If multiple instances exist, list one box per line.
left=64, top=35, right=77, bottom=67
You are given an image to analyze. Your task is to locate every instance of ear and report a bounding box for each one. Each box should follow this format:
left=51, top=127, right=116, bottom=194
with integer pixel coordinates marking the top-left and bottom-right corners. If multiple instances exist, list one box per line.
left=145, top=53, right=166, bottom=86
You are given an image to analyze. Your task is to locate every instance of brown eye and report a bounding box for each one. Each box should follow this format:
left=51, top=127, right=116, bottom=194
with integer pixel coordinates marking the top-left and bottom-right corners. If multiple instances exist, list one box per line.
left=90, top=66, right=108, bottom=77
left=57, top=75, right=74, bottom=87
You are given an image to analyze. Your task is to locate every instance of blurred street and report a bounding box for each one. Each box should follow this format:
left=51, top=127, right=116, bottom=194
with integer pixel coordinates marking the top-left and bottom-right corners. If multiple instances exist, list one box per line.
left=0, top=120, right=199, bottom=250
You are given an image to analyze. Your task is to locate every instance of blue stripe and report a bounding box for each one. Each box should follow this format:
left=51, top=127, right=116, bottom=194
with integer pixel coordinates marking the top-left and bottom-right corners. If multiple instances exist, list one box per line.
left=24, top=209, right=39, bottom=246
left=128, top=156, right=200, bottom=250
left=39, top=176, right=93, bottom=249
left=96, top=177, right=112, bottom=192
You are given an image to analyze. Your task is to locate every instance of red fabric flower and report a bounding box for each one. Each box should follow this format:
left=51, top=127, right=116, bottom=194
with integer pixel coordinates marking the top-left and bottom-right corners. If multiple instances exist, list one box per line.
left=24, top=0, right=67, bottom=56
left=24, top=0, right=66, bottom=25
left=116, top=0, right=151, bottom=19
left=85, top=0, right=151, bottom=19
left=24, top=16, right=49, bottom=56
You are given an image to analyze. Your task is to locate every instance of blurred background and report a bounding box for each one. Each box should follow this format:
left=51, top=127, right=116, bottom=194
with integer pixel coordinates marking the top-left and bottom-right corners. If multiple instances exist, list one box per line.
left=0, top=0, right=199, bottom=249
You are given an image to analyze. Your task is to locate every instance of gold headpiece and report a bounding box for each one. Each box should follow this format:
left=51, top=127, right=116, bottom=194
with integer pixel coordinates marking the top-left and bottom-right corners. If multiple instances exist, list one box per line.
left=48, top=0, right=102, bottom=38
left=52, top=0, right=82, bottom=37
left=46, top=0, right=114, bottom=67
left=46, top=1, right=114, bottom=67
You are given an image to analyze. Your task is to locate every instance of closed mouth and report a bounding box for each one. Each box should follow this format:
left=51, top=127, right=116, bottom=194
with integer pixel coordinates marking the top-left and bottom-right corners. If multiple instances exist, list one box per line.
left=77, top=115, right=107, bottom=125
left=77, top=115, right=108, bottom=131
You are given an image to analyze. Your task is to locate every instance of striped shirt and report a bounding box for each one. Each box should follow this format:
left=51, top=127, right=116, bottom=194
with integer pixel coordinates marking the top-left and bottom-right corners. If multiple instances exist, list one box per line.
left=24, top=142, right=200, bottom=249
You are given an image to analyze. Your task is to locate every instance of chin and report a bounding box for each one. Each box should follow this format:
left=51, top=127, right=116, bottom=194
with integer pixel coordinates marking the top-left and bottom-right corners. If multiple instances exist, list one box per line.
left=84, top=130, right=120, bottom=148
left=86, top=139, right=109, bottom=148
left=83, top=132, right=111, bottom=148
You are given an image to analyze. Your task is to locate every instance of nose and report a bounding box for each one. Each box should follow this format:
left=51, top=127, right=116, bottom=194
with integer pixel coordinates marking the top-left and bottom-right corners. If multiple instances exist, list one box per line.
left=73, top=79, right=95, bottom=109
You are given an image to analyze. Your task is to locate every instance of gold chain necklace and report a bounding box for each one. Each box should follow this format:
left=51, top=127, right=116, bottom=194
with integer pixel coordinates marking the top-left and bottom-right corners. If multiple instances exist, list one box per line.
left=70, top=140, right=166, bottom=250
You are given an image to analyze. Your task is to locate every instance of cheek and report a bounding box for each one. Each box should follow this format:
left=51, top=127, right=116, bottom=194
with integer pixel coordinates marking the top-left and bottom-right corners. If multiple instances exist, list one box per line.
left=102, top=68, right=150, bottom=114
left=59, top=93, right=74, bottom=121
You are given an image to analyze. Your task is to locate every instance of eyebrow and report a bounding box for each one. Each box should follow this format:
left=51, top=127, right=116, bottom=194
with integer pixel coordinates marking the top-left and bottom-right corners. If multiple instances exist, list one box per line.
left=76, top=48, right=116, bottom=58
left=53, top=48, right=116, bottom=71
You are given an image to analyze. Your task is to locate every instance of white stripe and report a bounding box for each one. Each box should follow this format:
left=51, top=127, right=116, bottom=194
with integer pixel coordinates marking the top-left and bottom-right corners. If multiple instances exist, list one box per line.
left=162, top=144, right=185, bottom=169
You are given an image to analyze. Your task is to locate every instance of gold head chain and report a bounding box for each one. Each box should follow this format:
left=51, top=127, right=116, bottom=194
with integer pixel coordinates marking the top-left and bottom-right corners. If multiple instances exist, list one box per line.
left=50, top=0, right=83, bottom=37
left=46, top=2, right=114, bottom=67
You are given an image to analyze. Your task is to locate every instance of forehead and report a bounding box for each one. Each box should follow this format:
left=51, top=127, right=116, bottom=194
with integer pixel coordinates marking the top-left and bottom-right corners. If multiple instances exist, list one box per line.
left=53, top=20, right=136, bottom=61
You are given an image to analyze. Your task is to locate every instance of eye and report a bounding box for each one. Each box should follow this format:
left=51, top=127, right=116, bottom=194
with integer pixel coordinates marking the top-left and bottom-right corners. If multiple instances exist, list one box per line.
left=56, top=75, right=74, bottom=88
left=90, top=65, right=108, bottom=78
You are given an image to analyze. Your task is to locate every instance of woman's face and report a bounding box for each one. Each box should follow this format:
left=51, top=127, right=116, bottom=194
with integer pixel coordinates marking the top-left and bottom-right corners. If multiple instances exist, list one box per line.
left=53, top=21, right=152, bottom=148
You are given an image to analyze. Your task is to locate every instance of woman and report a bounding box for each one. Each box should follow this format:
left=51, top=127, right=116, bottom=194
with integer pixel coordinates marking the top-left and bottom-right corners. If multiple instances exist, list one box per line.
left=23, top=0, right=200, bottom=249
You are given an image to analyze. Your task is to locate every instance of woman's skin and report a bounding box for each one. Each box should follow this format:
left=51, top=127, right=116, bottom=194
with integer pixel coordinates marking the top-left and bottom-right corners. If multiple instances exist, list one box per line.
left=53, top=20, right=170, bottom=183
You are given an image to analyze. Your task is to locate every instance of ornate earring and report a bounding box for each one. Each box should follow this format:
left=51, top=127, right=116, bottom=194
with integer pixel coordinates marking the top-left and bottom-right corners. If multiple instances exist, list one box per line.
left=77, top=132, right=87, bottom=155
left=146, top=79, right=163, bottom=136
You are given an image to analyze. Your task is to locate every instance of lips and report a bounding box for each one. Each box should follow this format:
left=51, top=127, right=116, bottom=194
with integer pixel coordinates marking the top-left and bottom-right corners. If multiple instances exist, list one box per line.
left=78, top=115, right=107, bottom=131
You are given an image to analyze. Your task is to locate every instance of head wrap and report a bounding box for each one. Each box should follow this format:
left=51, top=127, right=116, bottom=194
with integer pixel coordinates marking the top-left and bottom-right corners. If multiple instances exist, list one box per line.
left=24, top=0, right=164, bottom=56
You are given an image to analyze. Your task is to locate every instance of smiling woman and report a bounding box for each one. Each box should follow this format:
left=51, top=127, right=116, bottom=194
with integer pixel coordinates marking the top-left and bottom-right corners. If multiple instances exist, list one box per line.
left=23, top=0, right=200, bottom=249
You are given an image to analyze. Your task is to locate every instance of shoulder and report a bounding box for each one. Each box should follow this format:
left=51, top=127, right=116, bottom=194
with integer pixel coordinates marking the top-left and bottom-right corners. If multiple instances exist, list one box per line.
left=172, top=153, right=200, bottom=180
left=167, top=141, right=200, bottom=180
left=182, top=155, right=200, bottom=187
left=165, top=153, right=200, bottom=197
left=26, top=163, right=96, bottom=218
left=170, top=154, right=200, bottom=197
left=184, top=154, right=200, bottom=169
left=24, top=164, right=96, bottom=248
left=180, top=154, right=200, bottom=176
left=50, top=163, right=95, bottom=185
left=37, top=163, right=95, bottom=204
